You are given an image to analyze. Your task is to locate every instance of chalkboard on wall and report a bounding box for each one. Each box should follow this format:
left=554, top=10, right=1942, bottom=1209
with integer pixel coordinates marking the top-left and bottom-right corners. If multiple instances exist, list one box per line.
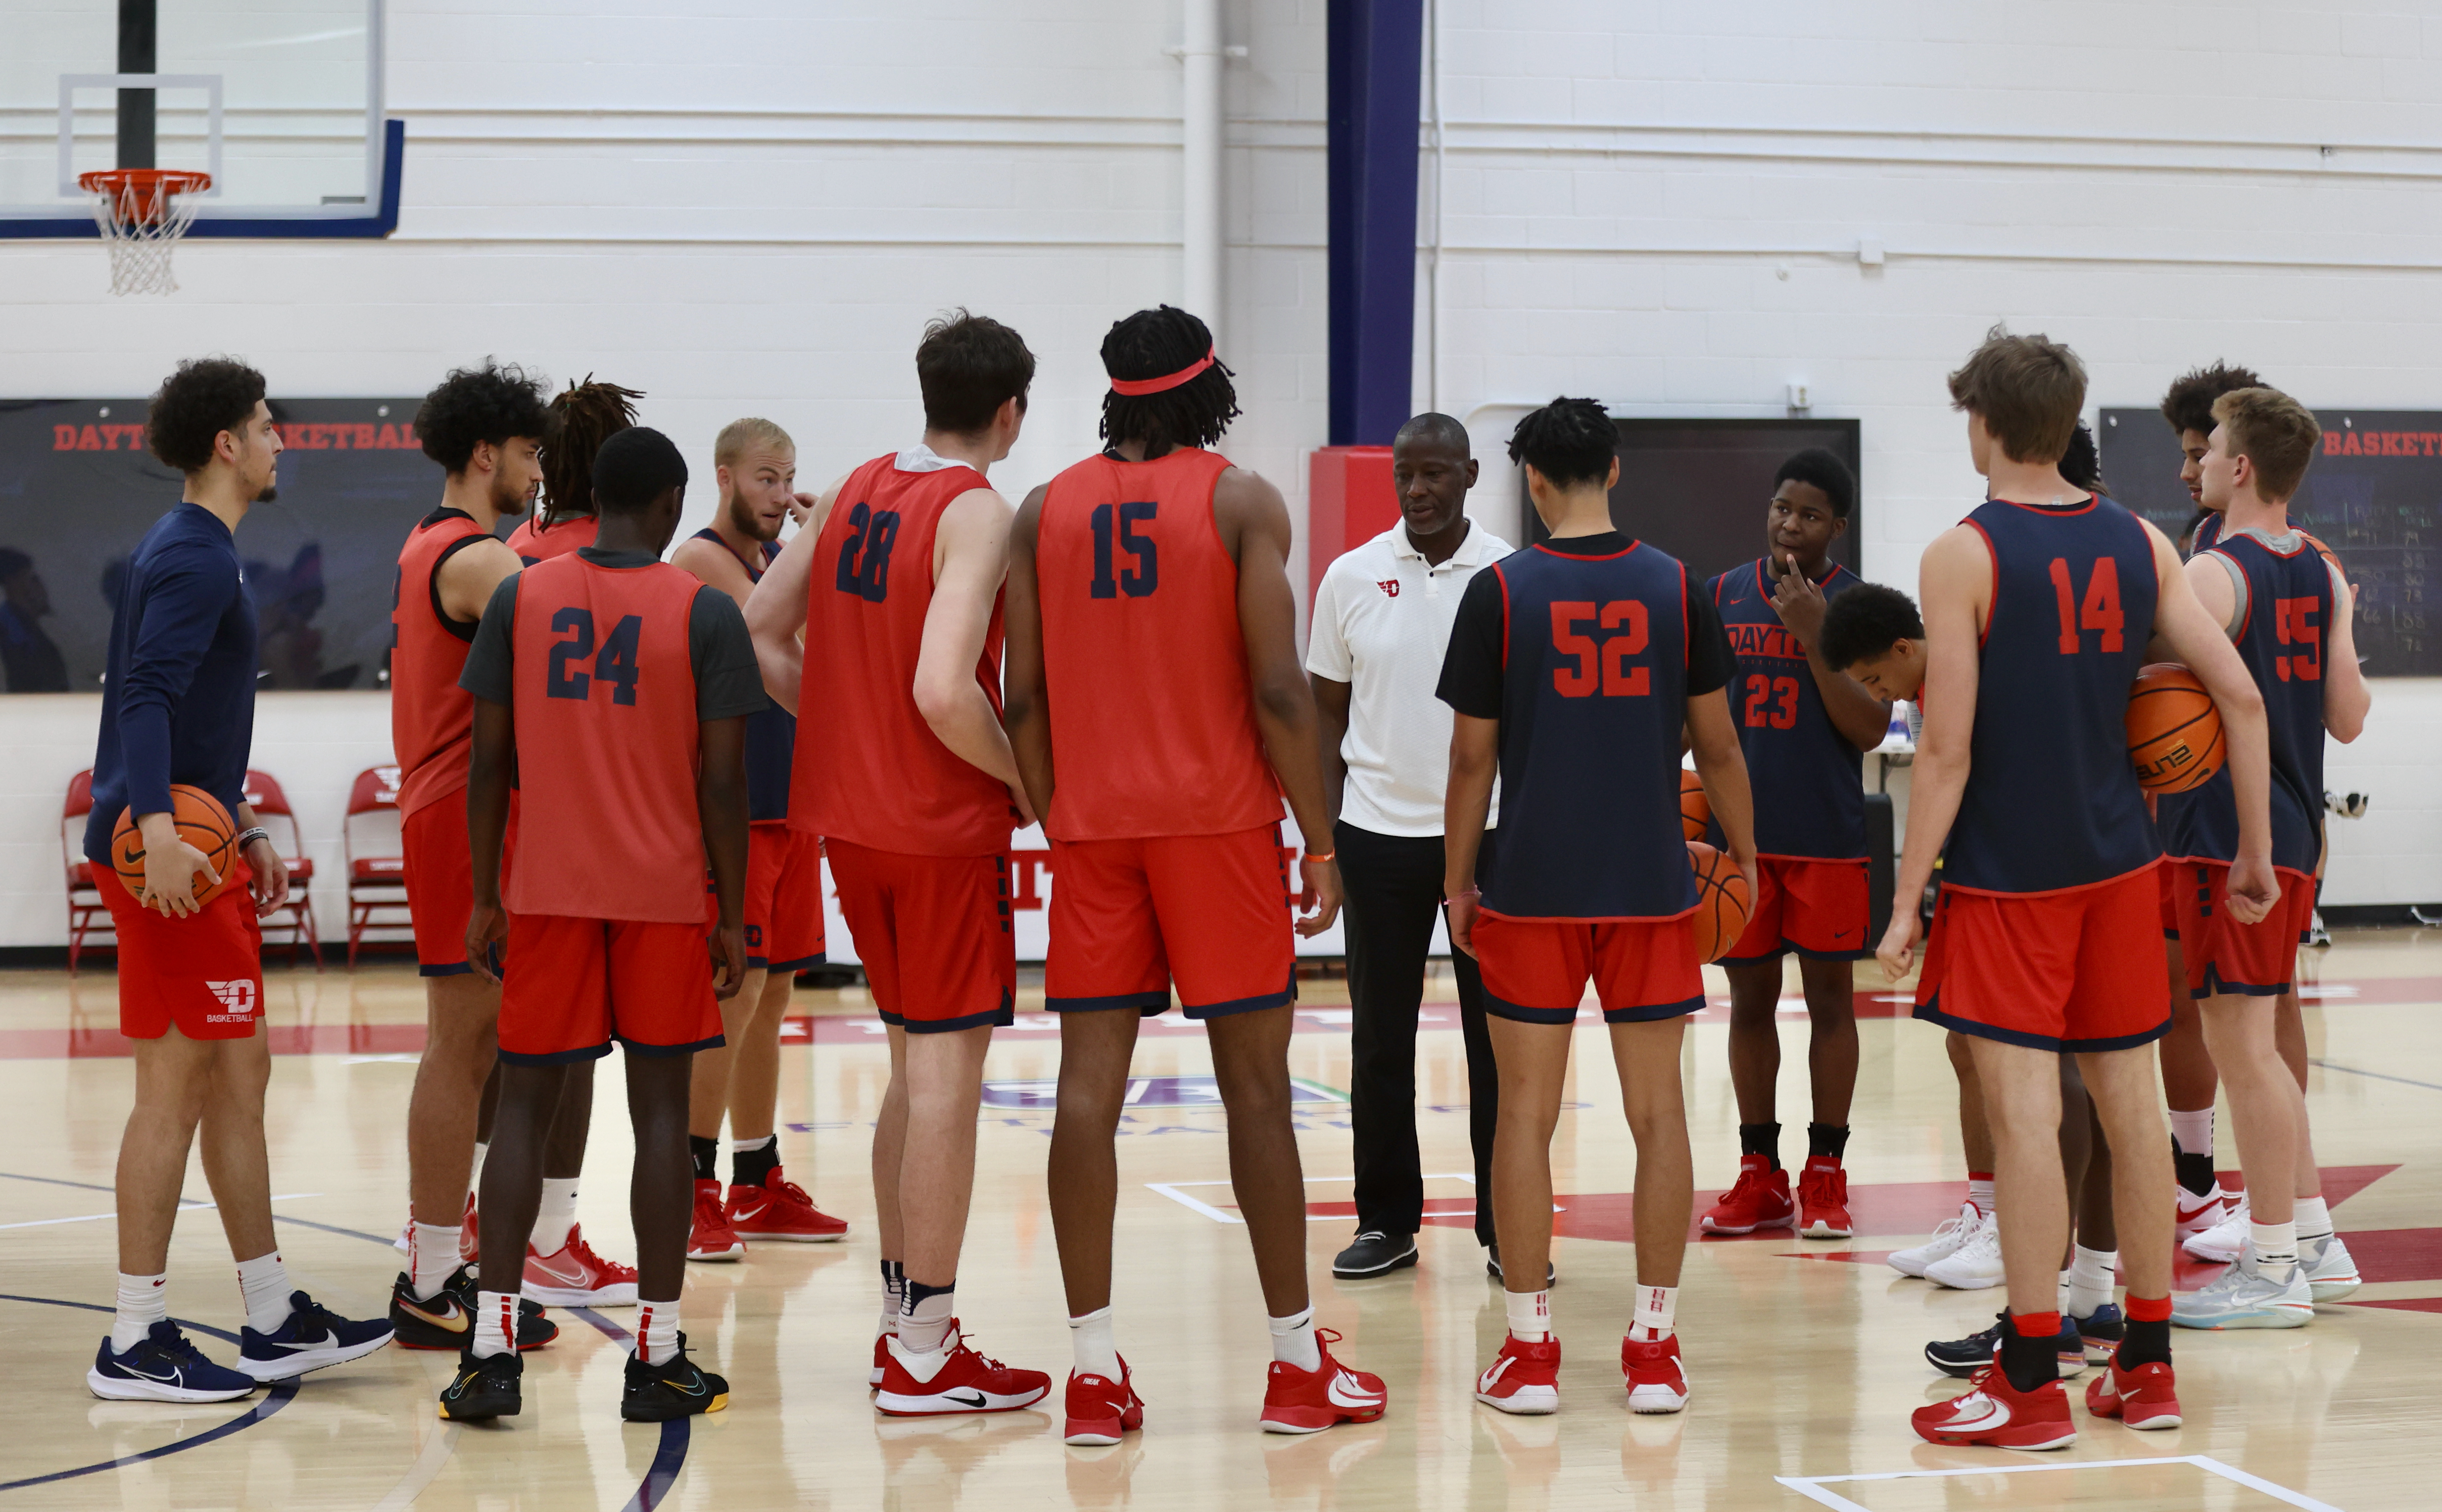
left=2098, top=407, right=2436, bottom=677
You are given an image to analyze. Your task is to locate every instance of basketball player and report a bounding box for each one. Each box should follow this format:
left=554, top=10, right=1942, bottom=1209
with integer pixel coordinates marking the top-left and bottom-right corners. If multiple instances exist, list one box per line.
left=505, top=377, right=643, bottom=563
left=87, top=358, right=391, bottom=1401
left=438, top=427, right=754, bottom=1424
left=1884, top=328, right=2276, bottom=1449
left=1438, top=395, right=1755, bottom=1418
left=1005, top=305, right=1383, bottom=1441
left=2164, top=388, right=2368, bottom=1327
left=672, top=418, right=846, bottom=1251
left=1697, top=447, right=1883, bottom=1241
left=744, top=313, right=1050, bottom=1417
left=387, top=364, right=616, bottom=1360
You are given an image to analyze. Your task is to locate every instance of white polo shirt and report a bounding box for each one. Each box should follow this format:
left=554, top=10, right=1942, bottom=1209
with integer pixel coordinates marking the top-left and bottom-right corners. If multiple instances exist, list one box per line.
left=1306, top=520, right=1512, bottom=838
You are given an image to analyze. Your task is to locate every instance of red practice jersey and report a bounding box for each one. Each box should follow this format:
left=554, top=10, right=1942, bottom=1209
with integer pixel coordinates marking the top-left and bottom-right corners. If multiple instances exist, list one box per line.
left=507, top=513, right=598, bottom=564
left=390, top=507, right=492, bottom=819
left=1034, top=446, right=1282, bottom=841
left=794, top=452, right=1014, bottom=858
left=504, top=554, right=709, bottom=922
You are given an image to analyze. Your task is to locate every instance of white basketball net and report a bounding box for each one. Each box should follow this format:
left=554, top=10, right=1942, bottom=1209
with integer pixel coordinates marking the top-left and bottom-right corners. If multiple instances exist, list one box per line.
left=87, top=175, right=203, bottom=296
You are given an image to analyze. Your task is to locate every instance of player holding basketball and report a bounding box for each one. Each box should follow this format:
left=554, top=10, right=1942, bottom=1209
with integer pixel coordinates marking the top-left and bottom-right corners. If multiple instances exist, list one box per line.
left=88, top=358, right=392, bottom=1402
left=1697, top=448, right=1884, bottom=1241
left=672, top=418, right=846, bottom=1252
left=1440, top=396, right=1755, bottom=1418
left=1883, top=329, right=2276, bottom=1449
left=1005, top=305, right=1383, bottom=1441
left=388, top=363, right=618, bottom=1359
left=745, top=312, right=1050, bottom=1417
left=439, top=427, right=755, bottom=1424
left=2165, top=388, right=2368, bottom=1327
left=506, top=377, right=642, bottom=563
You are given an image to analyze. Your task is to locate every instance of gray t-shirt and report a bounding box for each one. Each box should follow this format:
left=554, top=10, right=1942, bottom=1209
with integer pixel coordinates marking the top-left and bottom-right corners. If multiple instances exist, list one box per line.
left=459, top=546, right=767, bottom=721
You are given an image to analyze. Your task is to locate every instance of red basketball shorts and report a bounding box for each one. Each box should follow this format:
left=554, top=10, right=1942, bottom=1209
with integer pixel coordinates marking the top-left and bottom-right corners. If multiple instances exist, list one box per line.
left=2169, top=860, right=2315, bottom=1000
left=2157, top=858, right=2181, bottom=942
left=498, top=913, right=723, bottom=1063
left=1044, top=824, right=1293, bottom=1019
left=1719, top=856, right=1870, bottom=965
left=745, top=822, right=826, bottom=972
left=825, top=838, right=1014, bottom=1034
left=101, top=864, right=265, bottom=1041
left=402, top=789, right=477, bottom=976
left=1474, top=912, right=1705, bottom=1025
left=1914, top=865, right=2171, bottom=1052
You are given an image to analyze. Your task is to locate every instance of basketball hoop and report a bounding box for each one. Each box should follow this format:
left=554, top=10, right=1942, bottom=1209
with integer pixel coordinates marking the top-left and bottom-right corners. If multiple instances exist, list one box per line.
left=79, top=168, right=211, bottom=296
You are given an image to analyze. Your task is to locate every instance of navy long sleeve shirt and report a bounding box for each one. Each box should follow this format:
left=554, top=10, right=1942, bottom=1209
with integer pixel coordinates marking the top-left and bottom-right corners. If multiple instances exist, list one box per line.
left=83, top=503, right=259, bottom=865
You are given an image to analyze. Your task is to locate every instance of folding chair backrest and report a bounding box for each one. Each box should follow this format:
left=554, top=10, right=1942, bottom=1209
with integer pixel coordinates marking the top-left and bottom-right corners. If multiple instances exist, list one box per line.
left=344, top=765, right=405, bottom=869
left=242, top=768, right=305, bottom=862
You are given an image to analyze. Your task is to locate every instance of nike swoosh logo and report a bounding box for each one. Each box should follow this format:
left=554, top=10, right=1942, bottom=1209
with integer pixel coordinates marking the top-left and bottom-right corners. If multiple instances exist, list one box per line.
left=1941, top=1395, right=2008, bottom=1432
left=947, top=1392, right=986, bottom=1407
left=529, top=1258, right=585, bottom=1283
left=258, top=1336, right=329, bottom=1352
left=400, top=1298, right=471, bottom=1333
left=1327, top=1373, right=1382, bottom=1410
left=124, top=1363, right=183, bottom=1383
left=1480, top=1357, right=1514, bottom=1388
left=732, top=1202, right=768, bottom=1222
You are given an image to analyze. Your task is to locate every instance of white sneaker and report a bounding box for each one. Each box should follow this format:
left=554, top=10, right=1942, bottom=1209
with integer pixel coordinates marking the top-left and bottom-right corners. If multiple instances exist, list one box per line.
left=1890, top=1201, right=1982, bottom=1279
left=2173, top=1181, right=2231, bottom=1239
left=2171, top=1254, right=2313, bottom=1330
left=2301, top=1235, right=2360, bottom=1303
left=1923, top=1206, right=2006, bottom=1290
left=2182, top=1194, right=2250, bottom=1263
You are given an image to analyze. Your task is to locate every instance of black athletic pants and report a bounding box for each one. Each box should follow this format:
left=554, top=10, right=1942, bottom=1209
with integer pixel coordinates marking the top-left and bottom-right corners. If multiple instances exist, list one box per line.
left=1338, top=821, right=1498, bottom=1244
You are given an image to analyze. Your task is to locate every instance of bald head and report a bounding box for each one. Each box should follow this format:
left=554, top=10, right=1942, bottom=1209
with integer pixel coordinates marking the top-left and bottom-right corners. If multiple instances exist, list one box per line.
left=1390, top=412, right=1478, bottom=551
left=1394, top=412, right=1469, bottom=454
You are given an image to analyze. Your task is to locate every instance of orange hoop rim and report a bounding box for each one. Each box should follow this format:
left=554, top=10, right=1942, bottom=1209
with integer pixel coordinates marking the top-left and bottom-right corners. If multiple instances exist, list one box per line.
left=78, top=168, right=214, bottom=194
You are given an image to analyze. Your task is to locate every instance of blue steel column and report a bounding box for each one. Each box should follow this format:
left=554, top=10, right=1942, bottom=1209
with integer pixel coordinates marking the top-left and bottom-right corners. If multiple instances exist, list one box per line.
left=1326, top=0, right=1425, bottom=446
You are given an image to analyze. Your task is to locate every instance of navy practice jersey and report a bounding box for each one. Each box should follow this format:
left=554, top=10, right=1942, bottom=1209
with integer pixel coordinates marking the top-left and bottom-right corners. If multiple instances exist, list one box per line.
left=691, top=528, right=795, bottom=822
left=1438, top=532, right=1734, bottom=920
left=1707, top=558, right=1870, bottom=861
left=2162, top=530, right=2337, bottom=878
left=1943, top=497, right=2162, bottom=896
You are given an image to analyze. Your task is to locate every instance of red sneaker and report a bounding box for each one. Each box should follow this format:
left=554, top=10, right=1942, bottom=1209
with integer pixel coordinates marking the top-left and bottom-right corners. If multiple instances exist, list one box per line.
left=725, top=1167, right=849, bottom=1242
left=461, top=1191, right=479, bottom=1264
left=1259, top=1329, right=1386, bottom=1434
left=2174, top=1181, right=2231, bottom=1239
left=1063, top=1357, right=1146, bottom=1445
left=686, top=1178, right=745, bottom=1262
left=1912, top=1361, right=2075, bottom=1450
left=871, top=1332, right=889, bottom=1389
left=1622, top=1332, right=1689, bottom=1414
left=2085, top=1354, right=2182, bottom=1430
left=873, top=1322, right=1051, bottom=1416
left=523, top=1223, right=640, bottom=1306
left=1700, top=1154, right=1795, bottom=1234
left=1474, top=1332, right=1560, bottom=1415
left=1797, top=1157, right=1853, bottom=1239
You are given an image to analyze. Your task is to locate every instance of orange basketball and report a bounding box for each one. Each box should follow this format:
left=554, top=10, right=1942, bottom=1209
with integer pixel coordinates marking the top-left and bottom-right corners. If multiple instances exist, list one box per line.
left=1687, top=841, right=1752, bottom=964
left=1679, top=768, right=1711, bottom=842
left=2126, top=663, right=2224, bottom=794
left=111, top=784, right=238, bottom=907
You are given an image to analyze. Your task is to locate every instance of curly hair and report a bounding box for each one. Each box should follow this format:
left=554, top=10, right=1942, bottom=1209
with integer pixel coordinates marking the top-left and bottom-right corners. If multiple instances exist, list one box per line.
left=1774, top=447, right=1856, bottom=519
left=2059, top=420, right=2107, bottom=496
left=1506, top=397, right=1616, bottom=489
left=416, top=360, right=550, bottom=474
left=1819, top=582, right=1924, bottom=671
left=539, top=376, right=642, bottom=527
left=1099, top=305, right=1239, bottom=453
left=2159, top=361, right=2262, bottom=439
left=146, top=357, right=268, bottom=474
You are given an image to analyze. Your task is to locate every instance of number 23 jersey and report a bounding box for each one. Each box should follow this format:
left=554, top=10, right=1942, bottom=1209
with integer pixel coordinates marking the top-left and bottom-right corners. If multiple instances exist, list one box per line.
left=1706, top=559, right=1870, bottom=862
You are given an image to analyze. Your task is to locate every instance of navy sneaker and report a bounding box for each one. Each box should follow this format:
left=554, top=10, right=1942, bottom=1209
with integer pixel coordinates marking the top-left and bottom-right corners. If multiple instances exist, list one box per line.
left=437, top=1347, right=523, bottom=1421
left=236, top=1290, right=394, bottom=1381
left=622, top=1332, right=730, bottom=1422
left=2074, top=1302, right=2126, bottom=1365
left=88, top=1321, right=257, bottom=1403
left=390, top=1267, right=558, bottom=1352
left=1925, top=1311, right=2086, bottom=1379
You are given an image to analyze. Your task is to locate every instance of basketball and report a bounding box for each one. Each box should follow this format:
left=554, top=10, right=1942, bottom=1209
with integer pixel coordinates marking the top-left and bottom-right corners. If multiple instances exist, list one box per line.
left=110, top=784, right=237, bottom=907
left=1687, top=841, right=1752, bottom=964
left=2127, top=663, right=2225, bottom=793
left=1680, top=767, right=1711, bottom=841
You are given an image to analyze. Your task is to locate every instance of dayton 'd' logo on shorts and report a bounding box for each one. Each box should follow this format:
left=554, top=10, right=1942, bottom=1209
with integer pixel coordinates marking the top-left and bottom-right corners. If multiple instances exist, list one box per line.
left=204, top=980, right=258, bottom=1022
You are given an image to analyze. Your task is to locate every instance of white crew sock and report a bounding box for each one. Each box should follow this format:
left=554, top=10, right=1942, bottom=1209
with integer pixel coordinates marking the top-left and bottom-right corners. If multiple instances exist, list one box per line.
left=1268, top=1306, right=1321, bottom=1371
left=470, top=1290, right=519, bottom=1359
left=236, top=1251, right=292, bottom=1333
left=877, top=1259, right=904, bottom=1340
left=2057, top=1268, right=2073, bottom=1314
left=900, top=1279, right=956, bottom=1356
left=2251, top=1220, right=2299, bottom=1282
left=469, top=1141, right=488, bottom=1202
left=2294, top=1194, right=2333, bottom=1244
left=410, top=1223, right=463, bottom=1301
left=1629, top=1283, right=1677, bottom=1342
left=112, top=1272, right=168, bottom=1353
left=2069, top=1245, right=2119, bottom=1317
left=1967, top=1176, right=1996, bottom=1215
left=1504, top=1288, right=1550, bottom=1344
left=2168, top=1107, right=2214, bottom=1161
left=533, top=1177, right=579, bottom=1255
left=732, top=1134, right=774, bottom=1155
left=1070, top=1306, right=1121, bottom=1379
left=636, top=1297, right=679, bottom=1367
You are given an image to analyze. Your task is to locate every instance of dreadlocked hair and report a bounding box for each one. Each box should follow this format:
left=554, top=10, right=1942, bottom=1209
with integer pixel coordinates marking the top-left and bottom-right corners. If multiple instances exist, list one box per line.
left=539, top=376, right=643, bottom=527
left=1099, top=305, right=1239, bottom=454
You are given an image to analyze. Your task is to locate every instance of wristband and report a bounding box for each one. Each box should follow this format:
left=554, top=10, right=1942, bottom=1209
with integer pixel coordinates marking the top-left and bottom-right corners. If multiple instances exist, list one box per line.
left=235, top=827, right=271, bottom=853
left=1445, top=887, right=1481, bottom=903
left=1301, top=850, right=1335, bottom=864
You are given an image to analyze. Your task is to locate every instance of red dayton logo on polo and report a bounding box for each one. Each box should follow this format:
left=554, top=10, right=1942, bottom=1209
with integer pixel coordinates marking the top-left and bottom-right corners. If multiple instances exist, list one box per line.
left=1377, top=580, right=1400, bottom=598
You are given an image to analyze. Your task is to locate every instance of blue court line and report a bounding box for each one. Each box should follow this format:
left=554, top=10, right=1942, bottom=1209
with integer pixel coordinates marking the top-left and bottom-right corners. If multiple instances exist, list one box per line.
left=2310, top=1059, right=2442, bottom=1094
left=0, top=1295, right=297, bottom=1493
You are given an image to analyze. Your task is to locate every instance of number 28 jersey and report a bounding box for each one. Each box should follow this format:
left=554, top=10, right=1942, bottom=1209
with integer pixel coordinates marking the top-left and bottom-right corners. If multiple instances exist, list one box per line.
left=1707, top=558, right=1869, bottom=861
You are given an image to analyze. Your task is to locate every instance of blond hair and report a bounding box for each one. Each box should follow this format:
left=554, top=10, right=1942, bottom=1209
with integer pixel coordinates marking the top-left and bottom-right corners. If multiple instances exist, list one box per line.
left=714, top=417, right=794, bottom=470
left=2211, top=387, right=2321, bottom=505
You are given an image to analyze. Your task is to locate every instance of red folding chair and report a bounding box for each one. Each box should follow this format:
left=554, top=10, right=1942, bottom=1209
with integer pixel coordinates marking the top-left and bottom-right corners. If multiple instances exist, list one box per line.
left=344, top=765, right=412, bottom=968
left=63, top=769, right=116, bottom=975
left=242, top=768, right=321, bottom=969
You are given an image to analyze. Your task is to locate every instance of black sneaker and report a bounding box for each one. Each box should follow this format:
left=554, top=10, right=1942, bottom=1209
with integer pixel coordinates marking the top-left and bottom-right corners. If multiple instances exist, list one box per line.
left=622, top=1332, right=730, bottom=1422
left=1925, top=1311, right=2086, bottom=1378
left=390, top=1267, right=560, bottom=1352
left=437, top=1347, right=524, bottom=1421
left=1485, top=1245, right=1556, bottom=1286
left=1331, top=1230, right=1419, bottom=1279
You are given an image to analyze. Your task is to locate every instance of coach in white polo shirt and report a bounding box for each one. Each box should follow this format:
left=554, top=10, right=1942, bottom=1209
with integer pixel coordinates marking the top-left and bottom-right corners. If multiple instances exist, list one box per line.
left=1309, top=412, right=1514, bottom=1281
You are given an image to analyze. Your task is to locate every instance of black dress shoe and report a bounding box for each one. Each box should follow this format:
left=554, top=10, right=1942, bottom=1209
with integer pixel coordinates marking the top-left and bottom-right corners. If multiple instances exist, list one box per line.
left=1485, top=1245, right=1557, bottom=1286
left=1331, top=1230, right=1419, bottom=1278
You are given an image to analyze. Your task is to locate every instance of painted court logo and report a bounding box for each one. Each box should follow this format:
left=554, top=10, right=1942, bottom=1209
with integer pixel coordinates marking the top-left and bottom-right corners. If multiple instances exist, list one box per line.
left=204, top=980, right=257, bottom=1022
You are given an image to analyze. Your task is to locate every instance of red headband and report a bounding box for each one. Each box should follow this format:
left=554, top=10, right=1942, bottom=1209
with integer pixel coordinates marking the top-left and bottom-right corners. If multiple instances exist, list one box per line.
left=1108, top=347, right=1216, bottom=396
